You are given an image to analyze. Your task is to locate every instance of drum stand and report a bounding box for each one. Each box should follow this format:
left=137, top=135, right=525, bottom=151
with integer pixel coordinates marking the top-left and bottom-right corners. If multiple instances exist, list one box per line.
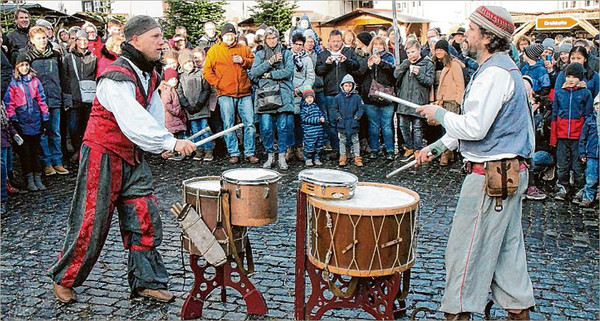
left=294, top=190, right=411, bottom=320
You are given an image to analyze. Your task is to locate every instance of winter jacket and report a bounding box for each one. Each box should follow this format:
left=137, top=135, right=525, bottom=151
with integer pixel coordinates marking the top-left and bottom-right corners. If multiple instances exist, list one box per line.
left=355, top=51, right=395, bottom=106
left=21, top=45, right=72, bottom=109
left=63, top=50, right=97, bottom=106
left=177, top=67, right=212, bottom=120
left=204, top=41, right=254, bottom=98
left=291, top=50, right=315, bottom=109
left=315, top=47, right=360, bottom=96
left=198, top=35, right=219, bottom=51
left=331, top=74, right=364, bottom=136
left=301, top=100, right=324, bottom=143
left=249, top=44, right=295, bottom=114
left=1, top=51, right=12, bottom=99
left=520, top=59, right=550, bottom=94
left=394, top=56, right=434, bottom=117
left=2, top=75, right=50, bottom=135
left=160, top=85, right=187, bottom=134
left=307, top=50, right=324, bottom=92
left=88, top=36, right=103, bottom=59
left=579, top=113, right=599, bottom=159
left=1, top=104, right=19, bottom=148
left=550, top=82, right=594, bottom=145
left=96, top=45, right=118, bottom=78
left=6, top=27, right=28, bottom=64
left=434, top=58, right=465, bottom=104
left=554, top=70, right=600, bottom=99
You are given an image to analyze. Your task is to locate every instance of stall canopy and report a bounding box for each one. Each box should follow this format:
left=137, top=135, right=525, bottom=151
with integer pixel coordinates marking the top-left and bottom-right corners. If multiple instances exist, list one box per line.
left=512, top=7, right=599, bottom=39
left=0, top=3, right=89, bottom=29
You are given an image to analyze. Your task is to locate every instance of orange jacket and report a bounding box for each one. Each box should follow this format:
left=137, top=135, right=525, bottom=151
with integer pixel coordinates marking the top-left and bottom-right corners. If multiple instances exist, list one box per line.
left=203, top=41, right=254, bottom=98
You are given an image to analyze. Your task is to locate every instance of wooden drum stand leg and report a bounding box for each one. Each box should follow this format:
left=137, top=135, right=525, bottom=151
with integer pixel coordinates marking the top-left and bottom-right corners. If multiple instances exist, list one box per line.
left=294, top=189, right=412, bottom=320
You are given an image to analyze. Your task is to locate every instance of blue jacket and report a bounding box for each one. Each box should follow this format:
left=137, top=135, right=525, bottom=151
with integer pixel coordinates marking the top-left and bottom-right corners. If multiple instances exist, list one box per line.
left=21, top=45, right=71, bottom=109
left=331, top=74, right=364, bottom=135
left=554, top=70, right=600, bottom=99
left=579, top=113, right=599, bottom=159
left=249, top=43, right=295, bottom=114
left=520, top=59, right=550, bottom=93
left=2, top=75, right=50, bottom=135
left=550, top=83, right=594, bottom=145
left=300, top=100, right=324, bottom=141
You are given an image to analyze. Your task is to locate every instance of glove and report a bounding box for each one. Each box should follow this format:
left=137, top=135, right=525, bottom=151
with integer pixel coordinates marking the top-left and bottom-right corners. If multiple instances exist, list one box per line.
left=13, top=134, right=24, bottom=146
left=268, top=54, right=280, bottom=65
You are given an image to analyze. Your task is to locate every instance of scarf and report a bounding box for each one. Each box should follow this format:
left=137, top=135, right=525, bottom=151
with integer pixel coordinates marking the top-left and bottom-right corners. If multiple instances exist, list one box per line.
left=120, top=42, right=156, bottom=74
left=264, top=43, right=283, bottom=69
left=292, top=49, right=306, bottom=72
left=27, top=44, right=55, bottom=60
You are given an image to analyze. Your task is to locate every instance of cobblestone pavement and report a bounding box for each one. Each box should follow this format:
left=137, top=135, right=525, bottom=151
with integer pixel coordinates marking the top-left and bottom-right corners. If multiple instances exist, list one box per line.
left=1, top=151, right=598, bottom=320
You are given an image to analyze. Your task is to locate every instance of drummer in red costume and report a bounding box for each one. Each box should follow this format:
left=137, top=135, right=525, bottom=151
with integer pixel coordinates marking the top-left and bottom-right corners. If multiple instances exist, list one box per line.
left=48, top=15, right=196, bottom=304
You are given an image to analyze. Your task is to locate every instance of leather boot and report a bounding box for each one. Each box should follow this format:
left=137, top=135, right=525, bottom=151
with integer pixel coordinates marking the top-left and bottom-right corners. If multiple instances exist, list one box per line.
left=26, top=173, right=38, bottom=192
left=278, top=153, right=289, bottom=170
left=353, top=156, right=363, bottom=167
left=439, top=150, right=451, bottom=166
left=339, top=155, right=347, bottom=166
left=53, top=282, right=76, bottom=303
left=33, top=172, right=46, bottom=190
left=263, top=153, right=275, bottom=168
left=507, top=309, right=530, bottom=320
left=136, top=288, right=175, bottom=303
left=444, top=312, right=471, bottom=320
left=284, top=147, right=294, bottom=161
left=295, top=146, right=304, bottom=161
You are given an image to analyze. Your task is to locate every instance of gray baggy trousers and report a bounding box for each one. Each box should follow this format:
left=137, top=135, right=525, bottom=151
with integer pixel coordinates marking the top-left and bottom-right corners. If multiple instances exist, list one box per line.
left=440, top=170, right=535, bottom=314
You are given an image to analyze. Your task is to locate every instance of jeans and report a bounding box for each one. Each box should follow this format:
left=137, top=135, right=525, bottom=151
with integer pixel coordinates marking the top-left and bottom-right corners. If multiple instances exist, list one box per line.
left=40, top=108, right=63, bottom=166
left=314, top=91, right=331, bottom=146
left=364, top=104, right=395, bottom=153
left=556, top=139, right=584, bottom=188
left=531, top=151, right=554, bottom=172
left=189, top=119, right=213, bottom=150
left=399, top=115, right=425, bottom=150
left=323, top=95, right=340, bottom=152
left=583, top=157, right=599, bottom=201
left=1, top=147, right=7, bottom=203
left=218, top=95, right=256, bottom=157
left=68, top=107, right=91, bottom=153
left=6, top=146, right=13, bottom=172
left=293, top=113, right=303, bottom=147
left=339, top=133, right=360, bottom=156
left=259, top=113, right=294, bottom=154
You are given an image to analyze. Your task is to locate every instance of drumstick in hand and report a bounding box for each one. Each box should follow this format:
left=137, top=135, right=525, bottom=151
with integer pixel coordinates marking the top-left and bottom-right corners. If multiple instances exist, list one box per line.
left=386, top=152, right=433, bottom=178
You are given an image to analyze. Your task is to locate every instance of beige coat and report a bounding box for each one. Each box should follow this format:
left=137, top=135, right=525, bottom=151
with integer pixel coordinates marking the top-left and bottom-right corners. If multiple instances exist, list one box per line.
left=434, top=58, right=465, bottom=104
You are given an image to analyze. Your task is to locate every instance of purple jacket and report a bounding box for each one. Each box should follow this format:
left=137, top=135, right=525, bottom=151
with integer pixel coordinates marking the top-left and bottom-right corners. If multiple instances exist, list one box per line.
left=1, top=105, right=18, bottom=148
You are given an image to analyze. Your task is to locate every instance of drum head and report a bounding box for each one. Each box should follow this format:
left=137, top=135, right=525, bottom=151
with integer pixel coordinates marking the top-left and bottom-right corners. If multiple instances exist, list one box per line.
left=222, top=168, right=281, bottom=185
left=183, top=176, right=221, bottom=196
left=298, top=169, right=358, bottom=187
left=308, top=182, right=419, bottom=215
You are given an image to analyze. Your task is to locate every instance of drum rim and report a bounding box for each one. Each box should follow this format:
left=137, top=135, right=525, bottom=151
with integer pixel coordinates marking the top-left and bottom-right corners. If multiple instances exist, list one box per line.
left=298, top=169, right=358, bottom=186
left=183, top=176, right=222, bottom=197
left=307, top=254, right=415, bottom=277
left=221, top=168, right=282, bottom=185
left=307, top=182, right=420, bottom=215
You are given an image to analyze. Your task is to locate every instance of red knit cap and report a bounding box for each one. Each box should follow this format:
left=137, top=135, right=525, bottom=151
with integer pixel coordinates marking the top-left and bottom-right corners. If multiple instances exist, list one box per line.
left=164, top=68, right=178, bottom=82
left=469, top=5, right=515, bottom=39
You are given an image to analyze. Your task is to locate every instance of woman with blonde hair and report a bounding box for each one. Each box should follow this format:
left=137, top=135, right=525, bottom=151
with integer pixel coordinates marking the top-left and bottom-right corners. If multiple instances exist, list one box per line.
left=342, top=29, right=357, bottom=49
left=96, top=35, right=125, bottom=77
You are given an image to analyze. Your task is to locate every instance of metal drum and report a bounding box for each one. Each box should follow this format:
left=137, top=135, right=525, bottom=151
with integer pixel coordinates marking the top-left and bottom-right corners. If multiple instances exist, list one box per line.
left=298, top=168, right=358, bottom=200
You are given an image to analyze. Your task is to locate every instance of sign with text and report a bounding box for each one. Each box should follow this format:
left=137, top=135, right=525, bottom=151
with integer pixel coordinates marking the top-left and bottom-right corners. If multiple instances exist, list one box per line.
left=536, top=16, right=578, bottom=30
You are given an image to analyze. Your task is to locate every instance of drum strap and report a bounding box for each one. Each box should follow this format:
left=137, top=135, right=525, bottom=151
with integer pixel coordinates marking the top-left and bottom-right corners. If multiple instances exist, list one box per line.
left=221, top=190, right=255, bottom=275
left=323, top=271, right=358, bottom=298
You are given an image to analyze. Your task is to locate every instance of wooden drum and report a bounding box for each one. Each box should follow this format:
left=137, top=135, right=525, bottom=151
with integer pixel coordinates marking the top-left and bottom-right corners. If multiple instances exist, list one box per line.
left=221, top=168, right=281, bottom=227
left=307, top=182, right=419, bottom=277
left=298, top=169, right=358, bottom=200
left=182, top=176, right=247, bottom=255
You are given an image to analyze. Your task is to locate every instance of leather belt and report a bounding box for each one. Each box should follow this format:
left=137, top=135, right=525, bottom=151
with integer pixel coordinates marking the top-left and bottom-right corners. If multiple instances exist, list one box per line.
left=464, top=158, right=529, bottom=175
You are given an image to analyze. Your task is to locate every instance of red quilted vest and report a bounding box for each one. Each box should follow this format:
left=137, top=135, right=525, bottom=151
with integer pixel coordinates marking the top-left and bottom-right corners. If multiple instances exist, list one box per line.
left=83, top=58, right=160, bottom=165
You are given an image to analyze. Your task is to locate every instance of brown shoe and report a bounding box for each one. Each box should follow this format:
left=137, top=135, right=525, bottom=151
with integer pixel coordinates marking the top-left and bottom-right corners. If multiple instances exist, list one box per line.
left=137, top=288, right=175, bottom=303
left=294, top=146, right=304, bottom=161
left=53, top=165, right=70, bottom=175
left=444, top=312, right=471, bottom=320
left=44, top=166, right=57, bottom=176
left=353, top=156, right=363, bottom=167
left=53, top=282, right=76, bottom=303
left=229, top=156, right=239, bottom=164
left=284, top=148, right=294, bottom=162
left=339, top=155, right=347, bottom=166
left=507, top=309, right=530, bottom=320
left=247, top=155, right=259, bottom=164
left=439, top=150, right=451, bottom=166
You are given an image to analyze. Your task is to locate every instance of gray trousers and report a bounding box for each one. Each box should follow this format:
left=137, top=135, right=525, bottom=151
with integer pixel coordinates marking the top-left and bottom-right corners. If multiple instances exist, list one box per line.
left=440, top=170, right=535, bottom=314
left=338, top=133, right=360, bottom=156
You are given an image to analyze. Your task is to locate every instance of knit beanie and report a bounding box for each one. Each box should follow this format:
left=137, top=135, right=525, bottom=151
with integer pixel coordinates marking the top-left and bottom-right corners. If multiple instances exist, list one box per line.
left=178, top=49, right=194, bottom=66
left=542, top=38, right=555, bottom=52
left=524, top=44, right=544, bottom=60
left=35, top=19, right=53, bottom=30
left=566, top=62, right=584, bottom=81
left=356, top=32, right=373, bottom=47
left=15, top=52, right=30, bottom=66
left=469, top=5, right=514, bottom=39
left=302, top=89, right=315, bottom=99
left=124, top=15, right=161, bottom=42
left=522, top=75, right=533, bottom=88
left=559, top=42, right=573, bottom=53
left=221, top=23, right=236, bottom=36
left=435, top=39, right=450, bottom=53
left=164, top=68, right=178, bottom=82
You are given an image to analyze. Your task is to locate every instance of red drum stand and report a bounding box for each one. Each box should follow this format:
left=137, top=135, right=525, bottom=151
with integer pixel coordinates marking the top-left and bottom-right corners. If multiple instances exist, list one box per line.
left=181, top=254, right=267, bottom=319
left=294, top=190, right=411, bottom=320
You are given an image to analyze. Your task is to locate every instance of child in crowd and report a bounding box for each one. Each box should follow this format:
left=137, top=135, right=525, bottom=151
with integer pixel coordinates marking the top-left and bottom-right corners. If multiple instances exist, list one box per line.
left=177, top=49, right=214, bottom=161
left=3, top=54, right=50, bottom=191
left=300, top=89, right=324, bottom=166
left=550, top=62, right=594, bottom=201
left=521, top=43, right=551, bottom=100
left=160, top=68, right=187, bottom=157
left=331, top=74, right=364, bottom=167
left=577, top=99, right=599, bottom=208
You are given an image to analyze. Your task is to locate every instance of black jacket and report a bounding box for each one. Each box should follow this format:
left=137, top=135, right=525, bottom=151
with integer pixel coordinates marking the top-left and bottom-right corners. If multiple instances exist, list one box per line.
left=63, top=50, right=97, bottom=106
left=6, top=27, right=28, bottom=64
left=177, top=68, right=212, bottom=120
left=355, top=51, right=396, bottom=105
left=315, top=47, right=360, bottom=96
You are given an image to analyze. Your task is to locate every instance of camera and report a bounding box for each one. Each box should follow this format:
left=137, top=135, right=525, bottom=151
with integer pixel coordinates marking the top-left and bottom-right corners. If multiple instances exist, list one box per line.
left=295, top=17, right=301, bottom=22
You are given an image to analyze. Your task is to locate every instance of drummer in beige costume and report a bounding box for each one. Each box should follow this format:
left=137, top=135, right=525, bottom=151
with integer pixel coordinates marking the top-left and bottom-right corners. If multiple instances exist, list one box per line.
left=416, top=5, right=536, bottom=320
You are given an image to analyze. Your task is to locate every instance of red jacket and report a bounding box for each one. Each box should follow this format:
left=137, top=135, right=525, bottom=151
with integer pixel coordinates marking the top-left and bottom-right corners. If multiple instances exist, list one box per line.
left=550, top=82, right=594, bottom=146
left=96, top=45, right=118, bottom=78
left=83, top=58, right=159, bottom=165
left=88, top=36, right=103, bottom=59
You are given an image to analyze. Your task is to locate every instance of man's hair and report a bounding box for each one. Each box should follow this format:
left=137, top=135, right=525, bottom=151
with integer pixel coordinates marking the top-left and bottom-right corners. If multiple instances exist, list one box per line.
left=28, top=26, right=46, bottom=39
left=14, top=8, right=29, bottom=21
left=107, top=19, right=122, bottom=28
left=479, top=26, right=510, bottom=54
left=405, top=39, right=420, bottom=50
left=426, top=28, right=440, bottom=37
left=574, top=39, right=590, bottom=48
left=291, top=32, right=306, bottom=44
left=377, top=26, right=388, bottom=33
left=329, top=29, right=342, bottom=38
left=175, top=26, right=187, bottom=32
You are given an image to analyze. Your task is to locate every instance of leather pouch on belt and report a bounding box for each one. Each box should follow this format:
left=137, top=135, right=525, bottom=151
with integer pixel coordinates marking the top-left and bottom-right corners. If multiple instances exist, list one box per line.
left=484, top=159, right=519, bottom=211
